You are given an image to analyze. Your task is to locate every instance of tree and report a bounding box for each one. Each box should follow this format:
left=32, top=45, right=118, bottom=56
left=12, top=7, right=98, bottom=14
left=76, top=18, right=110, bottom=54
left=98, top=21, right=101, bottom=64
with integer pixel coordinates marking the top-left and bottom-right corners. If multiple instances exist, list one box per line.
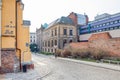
left=30, top=43, right=39, bottom=52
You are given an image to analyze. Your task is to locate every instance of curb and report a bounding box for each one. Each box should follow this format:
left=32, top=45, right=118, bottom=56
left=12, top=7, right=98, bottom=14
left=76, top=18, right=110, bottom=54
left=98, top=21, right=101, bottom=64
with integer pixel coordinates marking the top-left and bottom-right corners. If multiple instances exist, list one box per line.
left=58, top=57, right=120, bottom=72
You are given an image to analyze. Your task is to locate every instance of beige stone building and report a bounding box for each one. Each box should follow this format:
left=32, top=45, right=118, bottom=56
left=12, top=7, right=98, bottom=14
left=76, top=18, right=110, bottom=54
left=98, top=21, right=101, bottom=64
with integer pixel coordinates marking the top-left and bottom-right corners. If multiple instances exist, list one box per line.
left=36, top=16, right=77, bottom=53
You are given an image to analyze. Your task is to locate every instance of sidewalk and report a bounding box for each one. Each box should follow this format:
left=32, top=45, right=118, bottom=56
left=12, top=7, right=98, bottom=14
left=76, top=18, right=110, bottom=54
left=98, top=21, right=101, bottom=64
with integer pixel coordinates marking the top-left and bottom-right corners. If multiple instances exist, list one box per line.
left=0, top=74, right=5, bottom=80
left=0, top=61, right=51, bottom=80
left=58, top=57, right=120, bottom=72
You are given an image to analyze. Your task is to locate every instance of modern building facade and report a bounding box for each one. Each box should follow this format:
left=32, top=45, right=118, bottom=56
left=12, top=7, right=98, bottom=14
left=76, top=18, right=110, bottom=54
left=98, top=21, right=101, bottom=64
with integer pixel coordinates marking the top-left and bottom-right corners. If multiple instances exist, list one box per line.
left=0, top=0, right=32, bottom=73
left=36, top=16, right=77, bottom=53
left=30, top=32, right=36, bottom=44
left=79, top=12, right=120, bottom=41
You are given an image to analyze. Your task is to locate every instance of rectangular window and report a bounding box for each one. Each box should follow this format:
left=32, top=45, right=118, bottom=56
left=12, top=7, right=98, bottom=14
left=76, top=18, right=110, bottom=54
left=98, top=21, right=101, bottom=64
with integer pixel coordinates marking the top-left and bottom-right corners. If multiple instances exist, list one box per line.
left=100, top=25, right=102, bottom=27
left=45, top=41, right=47, bottom=47
left=52, top=40, right=53, bottom=47
left=119, top=20, right=120, bottom=23
left=52, top=30, right=53, bottom=36
left=55, top=29, right=57, bottom=36
left=48, top=41, right=50, bottom=47
left=103, top=23, right=106, bottom=26
left=106, top=22, right=109, bottom=25
left=64, top=29, right=67, bottom=35
left=69, top=30, right=73, bottom=36
left=55, top=40, right=57, bottom=45
left=114, top=20, right=118, bottom=24
left=110, top=22, right=113, bottom=24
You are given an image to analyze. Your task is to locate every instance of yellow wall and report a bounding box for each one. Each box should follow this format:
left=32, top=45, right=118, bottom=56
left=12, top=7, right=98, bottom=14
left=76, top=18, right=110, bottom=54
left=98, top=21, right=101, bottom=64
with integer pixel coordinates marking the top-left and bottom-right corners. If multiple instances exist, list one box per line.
left=1, top=0, right=31, bottom=63
left=21, top=26, right=31, bottom=62
left=16, top=2, right=31, bottom=62
left=1, top=0, right=16, bottom=49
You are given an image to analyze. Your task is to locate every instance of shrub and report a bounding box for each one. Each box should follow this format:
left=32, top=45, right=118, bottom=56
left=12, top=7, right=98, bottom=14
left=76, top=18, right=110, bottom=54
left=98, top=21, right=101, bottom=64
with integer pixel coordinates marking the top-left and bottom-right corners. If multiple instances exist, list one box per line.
left=71, top=49, right=79, bottom=58
left=90, top=48, right=110, bottom=60
left=56, top=49, right=63, bottom=56
left=77, top=48, right=91, bottom=58
left=61, top=49, right=71, bottom=57
left=70, top=48, right=91, bottom=58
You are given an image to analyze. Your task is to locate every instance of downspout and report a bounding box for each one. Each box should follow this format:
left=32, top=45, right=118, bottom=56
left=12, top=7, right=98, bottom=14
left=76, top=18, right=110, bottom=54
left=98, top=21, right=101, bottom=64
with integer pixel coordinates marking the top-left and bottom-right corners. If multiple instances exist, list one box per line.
left=0, top=0, right=2, bottom=66
left=16, top=0, right=22, bottom=71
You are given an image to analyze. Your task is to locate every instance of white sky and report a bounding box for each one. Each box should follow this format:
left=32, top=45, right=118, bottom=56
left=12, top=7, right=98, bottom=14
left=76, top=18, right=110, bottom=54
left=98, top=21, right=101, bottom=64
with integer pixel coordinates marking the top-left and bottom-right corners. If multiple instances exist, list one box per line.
left=22, top=0, right=120, bottom=32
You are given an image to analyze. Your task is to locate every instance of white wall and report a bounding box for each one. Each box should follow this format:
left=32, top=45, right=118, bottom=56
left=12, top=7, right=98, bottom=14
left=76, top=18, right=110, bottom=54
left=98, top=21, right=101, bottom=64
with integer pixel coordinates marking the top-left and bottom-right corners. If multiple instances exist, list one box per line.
left=30, top=33, right=37, bottom=44
left=79, top=29, right=120, bottom=41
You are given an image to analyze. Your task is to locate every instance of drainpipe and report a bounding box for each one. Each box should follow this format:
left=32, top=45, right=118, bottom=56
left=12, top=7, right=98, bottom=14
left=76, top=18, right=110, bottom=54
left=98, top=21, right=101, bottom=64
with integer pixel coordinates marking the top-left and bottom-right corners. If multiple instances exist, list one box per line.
left=16, top=0, right=22, bottom=71
left=0, top=0, right=2, bottom=66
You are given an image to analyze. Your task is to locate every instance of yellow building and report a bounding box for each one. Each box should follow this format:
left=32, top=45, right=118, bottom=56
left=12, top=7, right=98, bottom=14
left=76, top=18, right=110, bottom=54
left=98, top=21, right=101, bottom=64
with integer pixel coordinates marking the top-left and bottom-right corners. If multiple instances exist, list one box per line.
left=0, top=0, right=32, bottom=73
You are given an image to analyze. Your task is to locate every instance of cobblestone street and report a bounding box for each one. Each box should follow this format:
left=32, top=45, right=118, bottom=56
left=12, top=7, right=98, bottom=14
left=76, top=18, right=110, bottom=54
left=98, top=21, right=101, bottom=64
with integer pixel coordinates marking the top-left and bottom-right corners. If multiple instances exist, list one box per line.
left=36, top=54, right=120, bottom=80
left=1, top=54, right=120, bottom=80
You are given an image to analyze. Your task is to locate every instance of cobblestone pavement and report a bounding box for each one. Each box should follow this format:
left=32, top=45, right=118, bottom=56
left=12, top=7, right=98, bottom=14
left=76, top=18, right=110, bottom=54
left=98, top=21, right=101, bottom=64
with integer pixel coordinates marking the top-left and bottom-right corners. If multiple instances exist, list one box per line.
left=34, top=54, right=120, bottom=80
left=1, top=54, right=120, bottom=80
left=0, top=54, right=51, bottom=80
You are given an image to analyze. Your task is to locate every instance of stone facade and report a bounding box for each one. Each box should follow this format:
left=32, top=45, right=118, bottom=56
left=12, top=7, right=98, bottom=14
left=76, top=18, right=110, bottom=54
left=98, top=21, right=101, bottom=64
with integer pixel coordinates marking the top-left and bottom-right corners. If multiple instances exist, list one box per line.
left=36, top=26, right=44, bottom=51
left=30, top=32, right=37, bottom=44
left=36, top=16, right=77, bottom=53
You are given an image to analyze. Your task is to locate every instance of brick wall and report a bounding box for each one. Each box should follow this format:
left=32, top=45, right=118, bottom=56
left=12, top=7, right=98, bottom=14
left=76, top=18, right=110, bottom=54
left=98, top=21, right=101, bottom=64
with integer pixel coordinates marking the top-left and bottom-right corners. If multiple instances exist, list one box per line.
left=88, top=32, right=111, bottom=41
left=68, top=12, right=77, bottom=26
left=0, top=49, right=19, bottom=73
left=70, top=32, right=120, bottom=56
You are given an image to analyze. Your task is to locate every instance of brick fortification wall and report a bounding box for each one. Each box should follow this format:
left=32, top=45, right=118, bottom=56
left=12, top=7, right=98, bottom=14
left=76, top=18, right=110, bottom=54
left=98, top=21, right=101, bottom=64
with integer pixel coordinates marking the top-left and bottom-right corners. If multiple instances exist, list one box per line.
left=70, top=32, right=120, bottom=56
left=0, top=49, right=19, bottom=73
left=89, top=32, right=120, bottom=56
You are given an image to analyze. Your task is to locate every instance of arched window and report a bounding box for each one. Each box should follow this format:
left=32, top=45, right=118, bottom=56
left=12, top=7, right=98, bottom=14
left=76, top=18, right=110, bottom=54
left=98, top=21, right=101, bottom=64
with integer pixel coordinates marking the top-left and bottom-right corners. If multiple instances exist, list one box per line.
left=63, top=39, right=67, bottom=47
left=69, top=40, right=72, bottom=43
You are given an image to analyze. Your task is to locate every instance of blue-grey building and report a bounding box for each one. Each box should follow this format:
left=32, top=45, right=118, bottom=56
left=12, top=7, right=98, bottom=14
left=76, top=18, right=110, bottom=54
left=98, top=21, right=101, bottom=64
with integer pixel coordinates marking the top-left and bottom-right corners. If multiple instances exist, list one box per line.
left=79, top=12, right=120, bottom=41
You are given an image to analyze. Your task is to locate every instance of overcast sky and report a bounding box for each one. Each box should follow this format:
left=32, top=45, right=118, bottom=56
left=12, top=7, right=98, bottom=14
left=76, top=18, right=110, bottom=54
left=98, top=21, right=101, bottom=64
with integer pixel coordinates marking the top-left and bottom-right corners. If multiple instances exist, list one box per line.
left=22, top=0, right=120, bottom=32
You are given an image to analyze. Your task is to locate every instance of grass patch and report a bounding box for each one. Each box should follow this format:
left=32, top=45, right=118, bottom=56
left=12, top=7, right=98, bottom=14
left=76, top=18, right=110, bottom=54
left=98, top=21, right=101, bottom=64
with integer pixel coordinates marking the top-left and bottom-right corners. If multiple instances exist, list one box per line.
left=39, top=52, right=53, bottom=55
left=72, top=57, right=96, bottom=62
